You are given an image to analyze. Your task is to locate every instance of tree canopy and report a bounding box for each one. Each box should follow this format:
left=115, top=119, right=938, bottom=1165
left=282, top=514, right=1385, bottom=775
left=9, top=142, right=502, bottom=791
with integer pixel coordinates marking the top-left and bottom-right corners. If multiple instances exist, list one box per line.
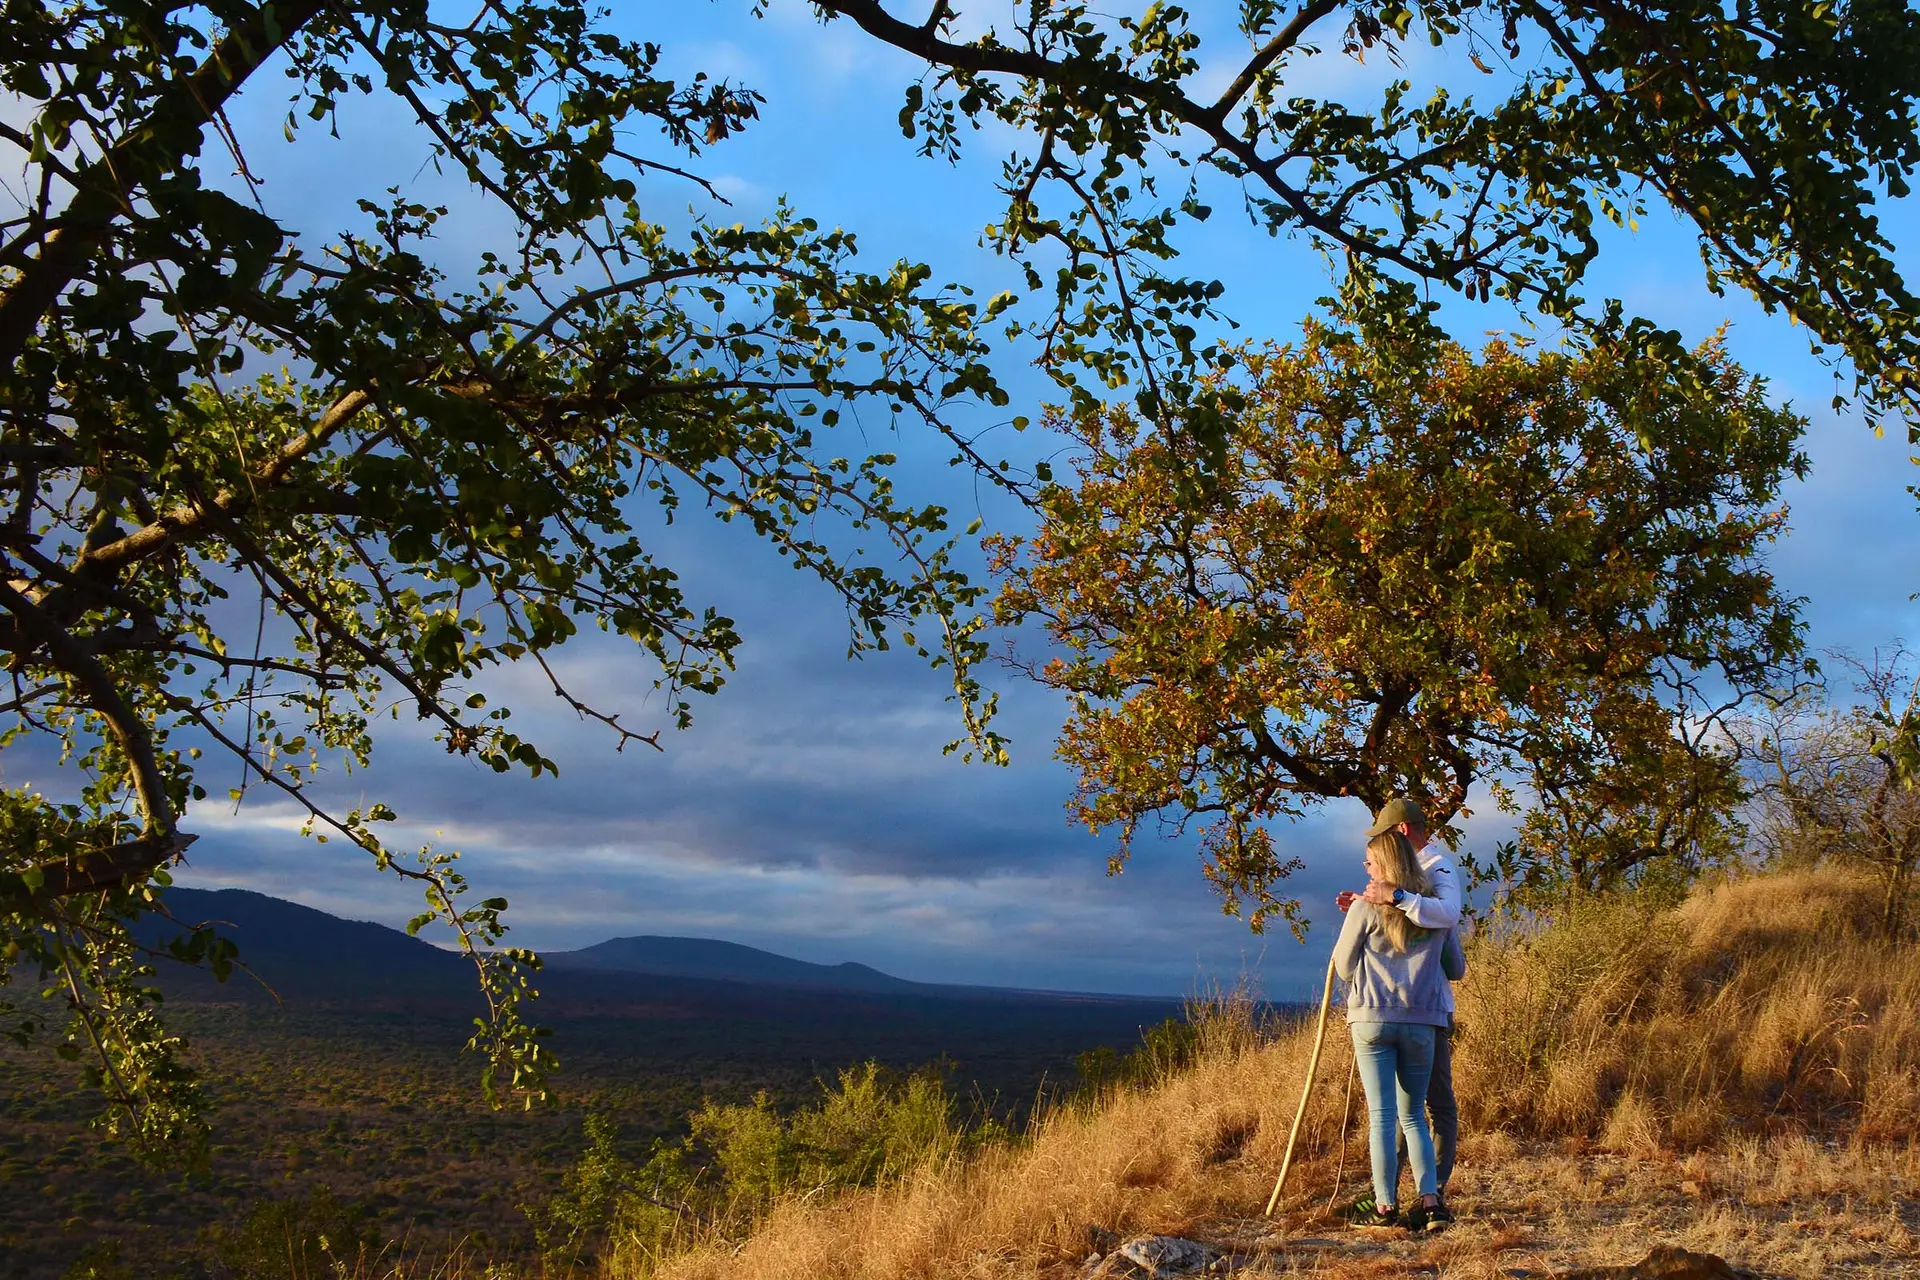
left=813, top=0, right=1918, bottom=916
left=992, top=315, right=1807, bottom=930
left=0, top=0, right=1014, bottom=1154
left=819, top=0, right=1920, bottom=437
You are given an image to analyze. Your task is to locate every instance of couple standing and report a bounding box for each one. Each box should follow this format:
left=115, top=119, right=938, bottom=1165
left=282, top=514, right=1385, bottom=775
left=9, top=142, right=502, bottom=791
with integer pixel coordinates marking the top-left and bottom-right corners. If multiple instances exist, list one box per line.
left=1330, top=796, right=1462, bottom=1232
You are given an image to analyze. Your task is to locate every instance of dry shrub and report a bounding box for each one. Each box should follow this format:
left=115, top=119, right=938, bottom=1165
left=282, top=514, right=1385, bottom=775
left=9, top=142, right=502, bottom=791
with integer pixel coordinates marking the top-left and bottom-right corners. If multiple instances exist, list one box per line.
left=1597, top=1090, right=1661, bottom=1158
left=1454, top=867, right=1920, bottom=1149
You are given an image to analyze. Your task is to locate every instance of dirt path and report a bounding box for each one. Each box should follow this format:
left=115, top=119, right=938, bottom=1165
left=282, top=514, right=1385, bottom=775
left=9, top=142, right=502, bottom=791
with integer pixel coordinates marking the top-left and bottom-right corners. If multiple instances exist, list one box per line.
left=1108, top=1143, right=1920, bottom=1279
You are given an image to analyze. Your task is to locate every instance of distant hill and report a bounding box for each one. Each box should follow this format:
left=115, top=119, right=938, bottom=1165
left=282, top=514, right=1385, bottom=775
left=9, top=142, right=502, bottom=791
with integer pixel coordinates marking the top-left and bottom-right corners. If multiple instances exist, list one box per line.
left=152, top=887, right=462, bottom=972
left=141, top=886, right=1174, bottom=1014
left=544, top=935, right=920, bottom=992
left=148, top=888, right=924, bottom=998
left=141, top=886, right=472, bottom=1006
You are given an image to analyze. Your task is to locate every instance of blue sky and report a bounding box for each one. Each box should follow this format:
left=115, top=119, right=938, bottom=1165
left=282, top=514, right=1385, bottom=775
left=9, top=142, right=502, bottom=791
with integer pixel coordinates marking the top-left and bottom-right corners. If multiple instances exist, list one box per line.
left=142, top=2, right=1920, bottom=999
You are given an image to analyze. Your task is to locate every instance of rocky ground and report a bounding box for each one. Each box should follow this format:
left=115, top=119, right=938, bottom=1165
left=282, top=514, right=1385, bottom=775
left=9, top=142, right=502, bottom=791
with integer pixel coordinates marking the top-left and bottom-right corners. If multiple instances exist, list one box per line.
left=1074, top=1142, right=1920, bottom=1279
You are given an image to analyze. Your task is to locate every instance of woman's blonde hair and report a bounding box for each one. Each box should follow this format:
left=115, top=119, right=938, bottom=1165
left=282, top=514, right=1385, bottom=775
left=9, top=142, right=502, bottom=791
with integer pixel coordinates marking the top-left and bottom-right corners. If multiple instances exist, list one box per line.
left=1367, top=830, right=1433, bottom=954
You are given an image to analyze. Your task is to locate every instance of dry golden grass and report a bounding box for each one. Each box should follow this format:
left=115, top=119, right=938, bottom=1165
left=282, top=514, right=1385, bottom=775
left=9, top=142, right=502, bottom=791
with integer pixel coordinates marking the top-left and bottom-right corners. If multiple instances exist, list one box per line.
left=618, top=870, right=1920, bottom=1280
left=1455, top=867, right=1920, bottom=1146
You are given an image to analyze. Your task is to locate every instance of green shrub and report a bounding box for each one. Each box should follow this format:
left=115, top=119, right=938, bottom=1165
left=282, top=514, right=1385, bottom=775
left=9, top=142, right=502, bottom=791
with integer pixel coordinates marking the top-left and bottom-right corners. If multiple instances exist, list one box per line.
left=205, top=1188, right=380, bottom=1280
left=526, top=1114, right=652, bottom=1271
left=530, top=1062, right=1010, bottom=1275
left=1074, top=983, right=1264, bottom=1097
left=60, top=1242, right=165, bottom=1280
left=687, top=1061, right=997, bottom=1210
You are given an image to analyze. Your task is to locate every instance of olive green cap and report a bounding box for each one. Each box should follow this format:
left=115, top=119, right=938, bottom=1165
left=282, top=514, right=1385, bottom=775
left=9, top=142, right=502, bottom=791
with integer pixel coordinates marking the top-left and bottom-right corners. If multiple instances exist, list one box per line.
left=1367, top=797, right=1427, bottom=836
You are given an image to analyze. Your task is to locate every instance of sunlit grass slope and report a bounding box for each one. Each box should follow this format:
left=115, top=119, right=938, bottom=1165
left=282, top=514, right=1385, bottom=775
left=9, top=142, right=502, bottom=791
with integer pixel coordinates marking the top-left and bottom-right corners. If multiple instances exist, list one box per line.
left=1457, top=867, right=1920, bottom=1148
left=633, top=868, right=1920, bottom=1280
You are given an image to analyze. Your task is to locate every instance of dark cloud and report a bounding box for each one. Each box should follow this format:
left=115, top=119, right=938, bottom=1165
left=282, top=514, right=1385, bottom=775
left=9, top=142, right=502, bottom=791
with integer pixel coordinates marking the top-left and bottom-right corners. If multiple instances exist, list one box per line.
left=171, top=578, right=1367, bottom=996
left=168, top=520, right=1388, bottom=997
left=180, top=783, right=1372, bottom=999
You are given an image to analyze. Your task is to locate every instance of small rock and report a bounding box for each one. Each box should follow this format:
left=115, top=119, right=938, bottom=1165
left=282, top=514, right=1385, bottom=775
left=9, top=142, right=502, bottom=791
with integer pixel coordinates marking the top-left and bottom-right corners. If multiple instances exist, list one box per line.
left=1117, top=1235, right=1214, bottom=1278
left=1558, top=1245, right=1752, bottom=1280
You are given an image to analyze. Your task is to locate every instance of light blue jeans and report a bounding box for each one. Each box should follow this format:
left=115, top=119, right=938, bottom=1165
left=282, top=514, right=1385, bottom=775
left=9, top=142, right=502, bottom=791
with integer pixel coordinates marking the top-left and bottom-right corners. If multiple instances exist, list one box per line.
left=1350, top=1020, right=1439, bottom=1207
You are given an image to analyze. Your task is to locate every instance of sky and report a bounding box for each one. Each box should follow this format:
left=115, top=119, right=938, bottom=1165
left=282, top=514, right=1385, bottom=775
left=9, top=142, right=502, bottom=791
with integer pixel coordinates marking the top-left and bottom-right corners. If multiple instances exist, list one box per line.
left=116, top=1, right=1920, bottom=1000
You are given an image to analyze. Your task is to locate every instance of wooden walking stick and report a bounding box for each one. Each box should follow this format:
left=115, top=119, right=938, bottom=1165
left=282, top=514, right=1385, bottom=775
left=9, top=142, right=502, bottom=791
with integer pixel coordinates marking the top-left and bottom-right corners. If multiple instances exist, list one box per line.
left=1264, top=955, right=1337, bottom=1216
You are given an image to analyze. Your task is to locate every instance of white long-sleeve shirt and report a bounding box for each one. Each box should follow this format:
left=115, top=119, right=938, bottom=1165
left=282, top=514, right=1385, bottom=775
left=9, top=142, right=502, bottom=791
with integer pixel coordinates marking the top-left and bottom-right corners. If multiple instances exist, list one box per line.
left=1399, top=847, right=1462, bottom=930
left=1398, top=846, right=1464, bottom=1014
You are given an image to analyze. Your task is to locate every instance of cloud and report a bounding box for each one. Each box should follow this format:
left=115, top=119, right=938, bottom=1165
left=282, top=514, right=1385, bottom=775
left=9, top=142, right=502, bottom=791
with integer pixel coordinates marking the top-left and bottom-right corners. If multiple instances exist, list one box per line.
left=750, top=0, right=925, bottom=96
left=169, top=562, right=1389, bottom=999
left=176, top=767, right=1370, bottom=998
left=708, top=173, right=772, bottom=207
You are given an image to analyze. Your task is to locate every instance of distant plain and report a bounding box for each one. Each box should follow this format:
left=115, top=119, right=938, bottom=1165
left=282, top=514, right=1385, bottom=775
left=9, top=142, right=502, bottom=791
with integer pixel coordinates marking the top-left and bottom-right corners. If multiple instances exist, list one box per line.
left=0, top=890, right=1182, bottom=1279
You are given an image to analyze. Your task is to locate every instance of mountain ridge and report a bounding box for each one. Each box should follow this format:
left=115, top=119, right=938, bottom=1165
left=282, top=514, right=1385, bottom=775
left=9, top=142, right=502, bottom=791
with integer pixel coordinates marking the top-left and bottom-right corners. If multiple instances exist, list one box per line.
left=544, top=932, right=923, bottom=992
left=149, top=886, right=1168, bottom=1006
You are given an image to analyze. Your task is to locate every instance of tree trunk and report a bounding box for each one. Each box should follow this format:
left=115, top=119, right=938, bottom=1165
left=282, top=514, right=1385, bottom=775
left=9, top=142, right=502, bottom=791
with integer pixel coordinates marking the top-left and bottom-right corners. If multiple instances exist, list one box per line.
left=1881, top=858, right=1915, bottom=936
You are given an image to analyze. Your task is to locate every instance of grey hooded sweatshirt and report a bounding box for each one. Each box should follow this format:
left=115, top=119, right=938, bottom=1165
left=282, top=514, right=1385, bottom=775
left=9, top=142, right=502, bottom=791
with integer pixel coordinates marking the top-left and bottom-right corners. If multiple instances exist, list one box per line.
left=1332, top=901, right=1465, bottom=1028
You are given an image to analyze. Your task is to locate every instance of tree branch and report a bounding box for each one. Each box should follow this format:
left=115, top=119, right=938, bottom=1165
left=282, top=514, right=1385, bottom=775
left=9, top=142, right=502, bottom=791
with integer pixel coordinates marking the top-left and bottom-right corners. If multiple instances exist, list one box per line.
left=814, top=0, right=1534, bottom=303
left=78, top=388, right=372, bottom=572
left=0, top=830, right=200, bottom=912
left=0, top=572, right=195, bottom=901
left=0, top=0, right=329, bottom=367
left=1208, top=0, right=1343, bottom=123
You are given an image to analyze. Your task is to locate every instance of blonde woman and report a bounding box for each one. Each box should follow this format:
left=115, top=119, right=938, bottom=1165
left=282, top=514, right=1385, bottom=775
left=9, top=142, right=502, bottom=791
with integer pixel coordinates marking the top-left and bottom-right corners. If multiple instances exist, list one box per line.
left=1332, top=829, right=1464, bottom=1231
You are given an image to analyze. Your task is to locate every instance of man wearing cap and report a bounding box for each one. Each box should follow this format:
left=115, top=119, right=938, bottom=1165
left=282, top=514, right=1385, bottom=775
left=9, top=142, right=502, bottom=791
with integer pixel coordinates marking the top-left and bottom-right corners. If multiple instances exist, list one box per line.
left=1336, top=797, right=1463, bottom=1208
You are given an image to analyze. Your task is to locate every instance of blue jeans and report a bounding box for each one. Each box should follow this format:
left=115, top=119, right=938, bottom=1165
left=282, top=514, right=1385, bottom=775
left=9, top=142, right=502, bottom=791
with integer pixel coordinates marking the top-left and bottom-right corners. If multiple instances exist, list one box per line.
left=1350, top=1021, right=1439, bottom=1206
left=1396, top=1023, right=1457, bottom=1191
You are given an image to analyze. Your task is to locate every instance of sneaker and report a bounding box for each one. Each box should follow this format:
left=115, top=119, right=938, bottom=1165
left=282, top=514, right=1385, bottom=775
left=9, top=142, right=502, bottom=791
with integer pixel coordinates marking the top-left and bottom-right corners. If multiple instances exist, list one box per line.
left=1339, top=1194, right=1399, bottom=1229
left=1412, top=1200, right=1453, bottom=1233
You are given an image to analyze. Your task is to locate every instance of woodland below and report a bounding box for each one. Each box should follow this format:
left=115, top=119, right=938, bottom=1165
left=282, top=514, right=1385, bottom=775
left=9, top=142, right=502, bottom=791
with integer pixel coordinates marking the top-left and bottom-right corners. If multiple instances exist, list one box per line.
left=0, top=958, right=1181, bottom=1280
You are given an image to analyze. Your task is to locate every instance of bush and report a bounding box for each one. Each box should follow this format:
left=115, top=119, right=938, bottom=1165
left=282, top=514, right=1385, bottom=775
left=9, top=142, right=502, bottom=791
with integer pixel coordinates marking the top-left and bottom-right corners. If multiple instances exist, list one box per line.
left=61, top=1242, right=197, bottom=1280
left=206, top=1189, right=381, bottom=1280
left=530, top=1062, right=1009, bottom=1275
left=1075, top=983, right=1265, bottom=1098
left=687, top=1061, right=995, bottom=1212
